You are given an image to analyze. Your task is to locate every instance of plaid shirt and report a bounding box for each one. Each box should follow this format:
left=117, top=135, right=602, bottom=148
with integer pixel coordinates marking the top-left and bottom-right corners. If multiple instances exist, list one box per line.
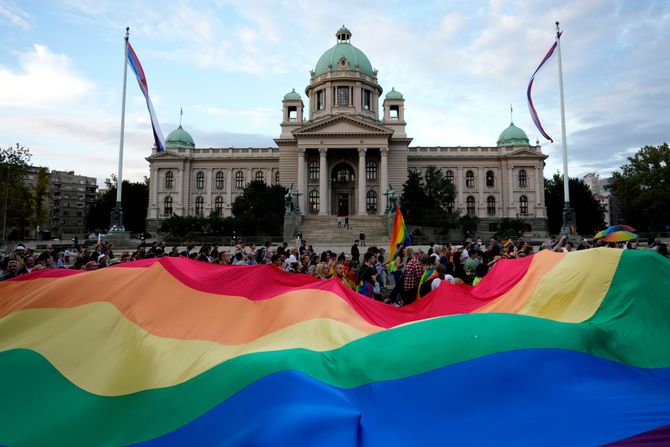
left=403, top=256, right=422, bottom=291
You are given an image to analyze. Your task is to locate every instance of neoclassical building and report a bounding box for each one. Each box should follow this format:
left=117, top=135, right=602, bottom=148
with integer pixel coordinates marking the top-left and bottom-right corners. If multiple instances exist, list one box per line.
left=146, top=26, right=548, bottom=238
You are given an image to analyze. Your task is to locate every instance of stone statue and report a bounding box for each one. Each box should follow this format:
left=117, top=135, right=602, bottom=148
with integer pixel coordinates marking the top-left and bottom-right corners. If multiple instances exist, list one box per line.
left=386, top=184, right=399, bottom=214
left=285, top=184, right=296, bottom=215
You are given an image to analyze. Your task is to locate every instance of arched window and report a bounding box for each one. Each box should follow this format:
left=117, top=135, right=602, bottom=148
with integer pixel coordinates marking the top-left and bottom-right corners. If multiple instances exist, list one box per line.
left=309, top=161, right=319, bottom=180
left=196, top=171, right=205, bottom=190
left=333, top=164, right=354, bottom=182
left=366, top=160, right=377, bottom=181
left=215, top=196, right=224, bottom=215
left=465, top=170, right=475, bottom=188
left=486, top=170, right=495, bottom=187
left=519, top=195, right=529, bottom=214
left=487, top=196, right=496, bottom=216
left=309, top=190, right=319, bottom=214
left=255, top=171, right=265, bottom=182
left=215, top=171, right=224, bottom=190
left=518, top=169, right=527, bottom=188
left=163, top=196, right=173, bottom=216
left=366, top=190, right=377, bottom=213
left=165, top=171, right=174, bottom=190
left=274, top=171, right=280, bottom=186
left=195, top=196, right=204, bottom=215
left=235, top=171, right=244, bottom=189
left=466, top=196, right=476, bottom=215
left=445, top=170, right=454, bottom=184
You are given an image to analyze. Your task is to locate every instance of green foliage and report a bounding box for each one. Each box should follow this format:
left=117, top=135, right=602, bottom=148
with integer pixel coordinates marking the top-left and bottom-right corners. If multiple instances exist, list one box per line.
left=400, top=167, right=458, bottom=232
left=459, top=214, right=479, bottom=237
left=85, top=177, right=148, bottom=233
left=29, top=167, right=50, bottom=230
left=231, top=180, right=286, bottom=235
left=158, top=181, right=286, bottom=238
left=607, top=143, right=670, bottom=232
left=0, top=143, right=32, bottom=240
left=544, top=173, right=606, bottom=235
left=499, top=218, right=531, bottom=238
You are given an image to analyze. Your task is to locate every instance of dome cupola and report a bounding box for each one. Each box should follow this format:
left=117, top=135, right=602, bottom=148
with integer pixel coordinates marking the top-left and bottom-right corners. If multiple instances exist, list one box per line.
left=497, top=122, right=530, bottom=147
left=313, top=26, right=375, bottom=78
left=165, top=125, right=195, bottom=149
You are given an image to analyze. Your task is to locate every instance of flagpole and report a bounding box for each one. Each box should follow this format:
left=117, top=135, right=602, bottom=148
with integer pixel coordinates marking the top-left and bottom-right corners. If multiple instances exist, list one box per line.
left=110, top=27, right=129, bottom=232
left=556, top=21, right=576, bottom=235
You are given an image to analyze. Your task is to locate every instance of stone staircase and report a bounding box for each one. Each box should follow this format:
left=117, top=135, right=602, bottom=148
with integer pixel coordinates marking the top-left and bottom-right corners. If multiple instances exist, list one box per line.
left=298, top=215, right=390, bottom=248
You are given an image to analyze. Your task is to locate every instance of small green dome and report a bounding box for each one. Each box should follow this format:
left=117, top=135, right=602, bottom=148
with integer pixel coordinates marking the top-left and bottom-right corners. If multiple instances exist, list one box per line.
left=283, top=88, right=301, bottom=101
left=385, top=87, right=404, bottom=100
left=497, top=122, right=530, bottom=147
left=165, top=125, right=195, bottom=149
left=314, top=26, right=375, bottom=77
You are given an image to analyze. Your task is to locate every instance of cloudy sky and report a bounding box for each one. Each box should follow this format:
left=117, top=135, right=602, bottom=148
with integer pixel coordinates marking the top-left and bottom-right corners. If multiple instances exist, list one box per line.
left=1, top=0, right=668, bottom=185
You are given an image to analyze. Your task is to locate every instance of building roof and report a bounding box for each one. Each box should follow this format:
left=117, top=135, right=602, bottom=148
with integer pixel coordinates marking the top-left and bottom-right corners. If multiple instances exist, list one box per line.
left=314, top=26, right=375, bottom=77
left=165, top=125, right=195, bottom=149
left=283, top=89, right=302, bottom=101
left=385, top=87, right=404, bottom=100
left=496, top=122, right=530, bottom=147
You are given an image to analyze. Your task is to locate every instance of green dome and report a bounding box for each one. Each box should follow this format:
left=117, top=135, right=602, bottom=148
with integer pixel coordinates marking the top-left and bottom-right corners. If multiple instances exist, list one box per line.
left=497, top=122, right=530, bottom=147
left=385, top=87, right=403, bottom=100
left=314, top=26, right=375, bottom=77
left=283, top=88, right=301, bottom=101
left=165, top=125, right=195, bottom=149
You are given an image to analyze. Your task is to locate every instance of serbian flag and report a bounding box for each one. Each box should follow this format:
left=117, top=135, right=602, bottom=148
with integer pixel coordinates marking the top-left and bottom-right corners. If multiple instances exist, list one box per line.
left=127, top=43, right=166, bottom=152
left=389, top=206, right=411, bottom=261
left=527, top=31, right=562, bottom=143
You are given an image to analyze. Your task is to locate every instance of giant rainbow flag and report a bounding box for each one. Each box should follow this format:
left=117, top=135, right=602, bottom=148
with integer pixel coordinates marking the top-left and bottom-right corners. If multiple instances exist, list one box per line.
left=1, top=247, right=669, bottom=445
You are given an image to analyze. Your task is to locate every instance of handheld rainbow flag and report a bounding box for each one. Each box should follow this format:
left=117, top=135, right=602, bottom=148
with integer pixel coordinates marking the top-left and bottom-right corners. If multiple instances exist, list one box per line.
left=388, top=206, right=411, bottom=261
left=1, top=248, right=670, bottom=445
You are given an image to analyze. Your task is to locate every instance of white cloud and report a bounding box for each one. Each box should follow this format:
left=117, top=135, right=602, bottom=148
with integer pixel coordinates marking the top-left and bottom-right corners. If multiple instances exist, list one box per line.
left=0, top=44, right=93, bottom=107
left=0, top=1, right=31, bottom=30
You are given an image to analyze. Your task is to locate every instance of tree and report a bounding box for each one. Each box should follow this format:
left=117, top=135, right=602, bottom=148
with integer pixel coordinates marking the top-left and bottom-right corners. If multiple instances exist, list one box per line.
left=400, top=167, right=458, bottom=232
left=0, top=143, right=32, bottom=240
left=231, top=180, right=286, bottom=236
left=29, top=167, right=50, bottom=233
left=85, top=176, right=149, bottom=234
left=607, top=143, right=670, bottom=232
left=544, top=173, right=606, bottom=235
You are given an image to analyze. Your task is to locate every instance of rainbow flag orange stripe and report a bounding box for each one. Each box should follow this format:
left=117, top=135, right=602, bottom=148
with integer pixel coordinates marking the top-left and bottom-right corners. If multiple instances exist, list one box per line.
left=1, top=248, right=670, bottom=445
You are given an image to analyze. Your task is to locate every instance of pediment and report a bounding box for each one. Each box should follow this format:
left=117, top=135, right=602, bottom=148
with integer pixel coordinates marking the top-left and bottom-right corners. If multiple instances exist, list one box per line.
left=146, top=150, right=188, bottom=161
left=505, top=148, right=548, bottom=159
left=293, top=115, right=393, bottom=137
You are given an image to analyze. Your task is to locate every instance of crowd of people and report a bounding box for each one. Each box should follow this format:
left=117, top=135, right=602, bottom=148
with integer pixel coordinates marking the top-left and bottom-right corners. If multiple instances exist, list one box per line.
left=2, top=235, right=668, bottom=307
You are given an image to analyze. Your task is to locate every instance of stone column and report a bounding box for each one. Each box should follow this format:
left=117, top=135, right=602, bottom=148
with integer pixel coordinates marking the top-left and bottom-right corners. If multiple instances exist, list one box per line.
left=508, top=166, right=514, bottom=217
left=226, top=168, right=233, bottom=209
left=207, top=168, right=213, bottom=214
left=318, top=148, right=328, bottom=215
left=457, top=167, right=463, bottom=206
left=297, top=148, right=306, bottom=215
left=357, top=148, right=367, bottom=215
left=478, top=167, right=485, bottom=213
left=379, top=148, right=389, bottom=215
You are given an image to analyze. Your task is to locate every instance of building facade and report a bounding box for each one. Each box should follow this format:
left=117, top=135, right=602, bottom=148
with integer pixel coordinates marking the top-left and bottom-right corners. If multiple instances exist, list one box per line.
left=147, top=26, right=548, bottom=237
left=48, top=170, right=98, bottom=237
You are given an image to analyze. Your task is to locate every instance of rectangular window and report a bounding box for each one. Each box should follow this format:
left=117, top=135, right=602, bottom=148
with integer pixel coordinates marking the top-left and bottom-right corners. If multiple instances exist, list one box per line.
left=337, top=86, right=349, bottom=106
left=316, top=90, right=325, bottom=110
left=362, top=89, right=371, bottom=110
left=288, top=106, right=297, bottom=122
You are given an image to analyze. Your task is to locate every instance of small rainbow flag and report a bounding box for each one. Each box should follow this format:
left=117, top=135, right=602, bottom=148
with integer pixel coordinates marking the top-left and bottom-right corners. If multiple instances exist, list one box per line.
left=389, top=206, right=411, bottom=261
